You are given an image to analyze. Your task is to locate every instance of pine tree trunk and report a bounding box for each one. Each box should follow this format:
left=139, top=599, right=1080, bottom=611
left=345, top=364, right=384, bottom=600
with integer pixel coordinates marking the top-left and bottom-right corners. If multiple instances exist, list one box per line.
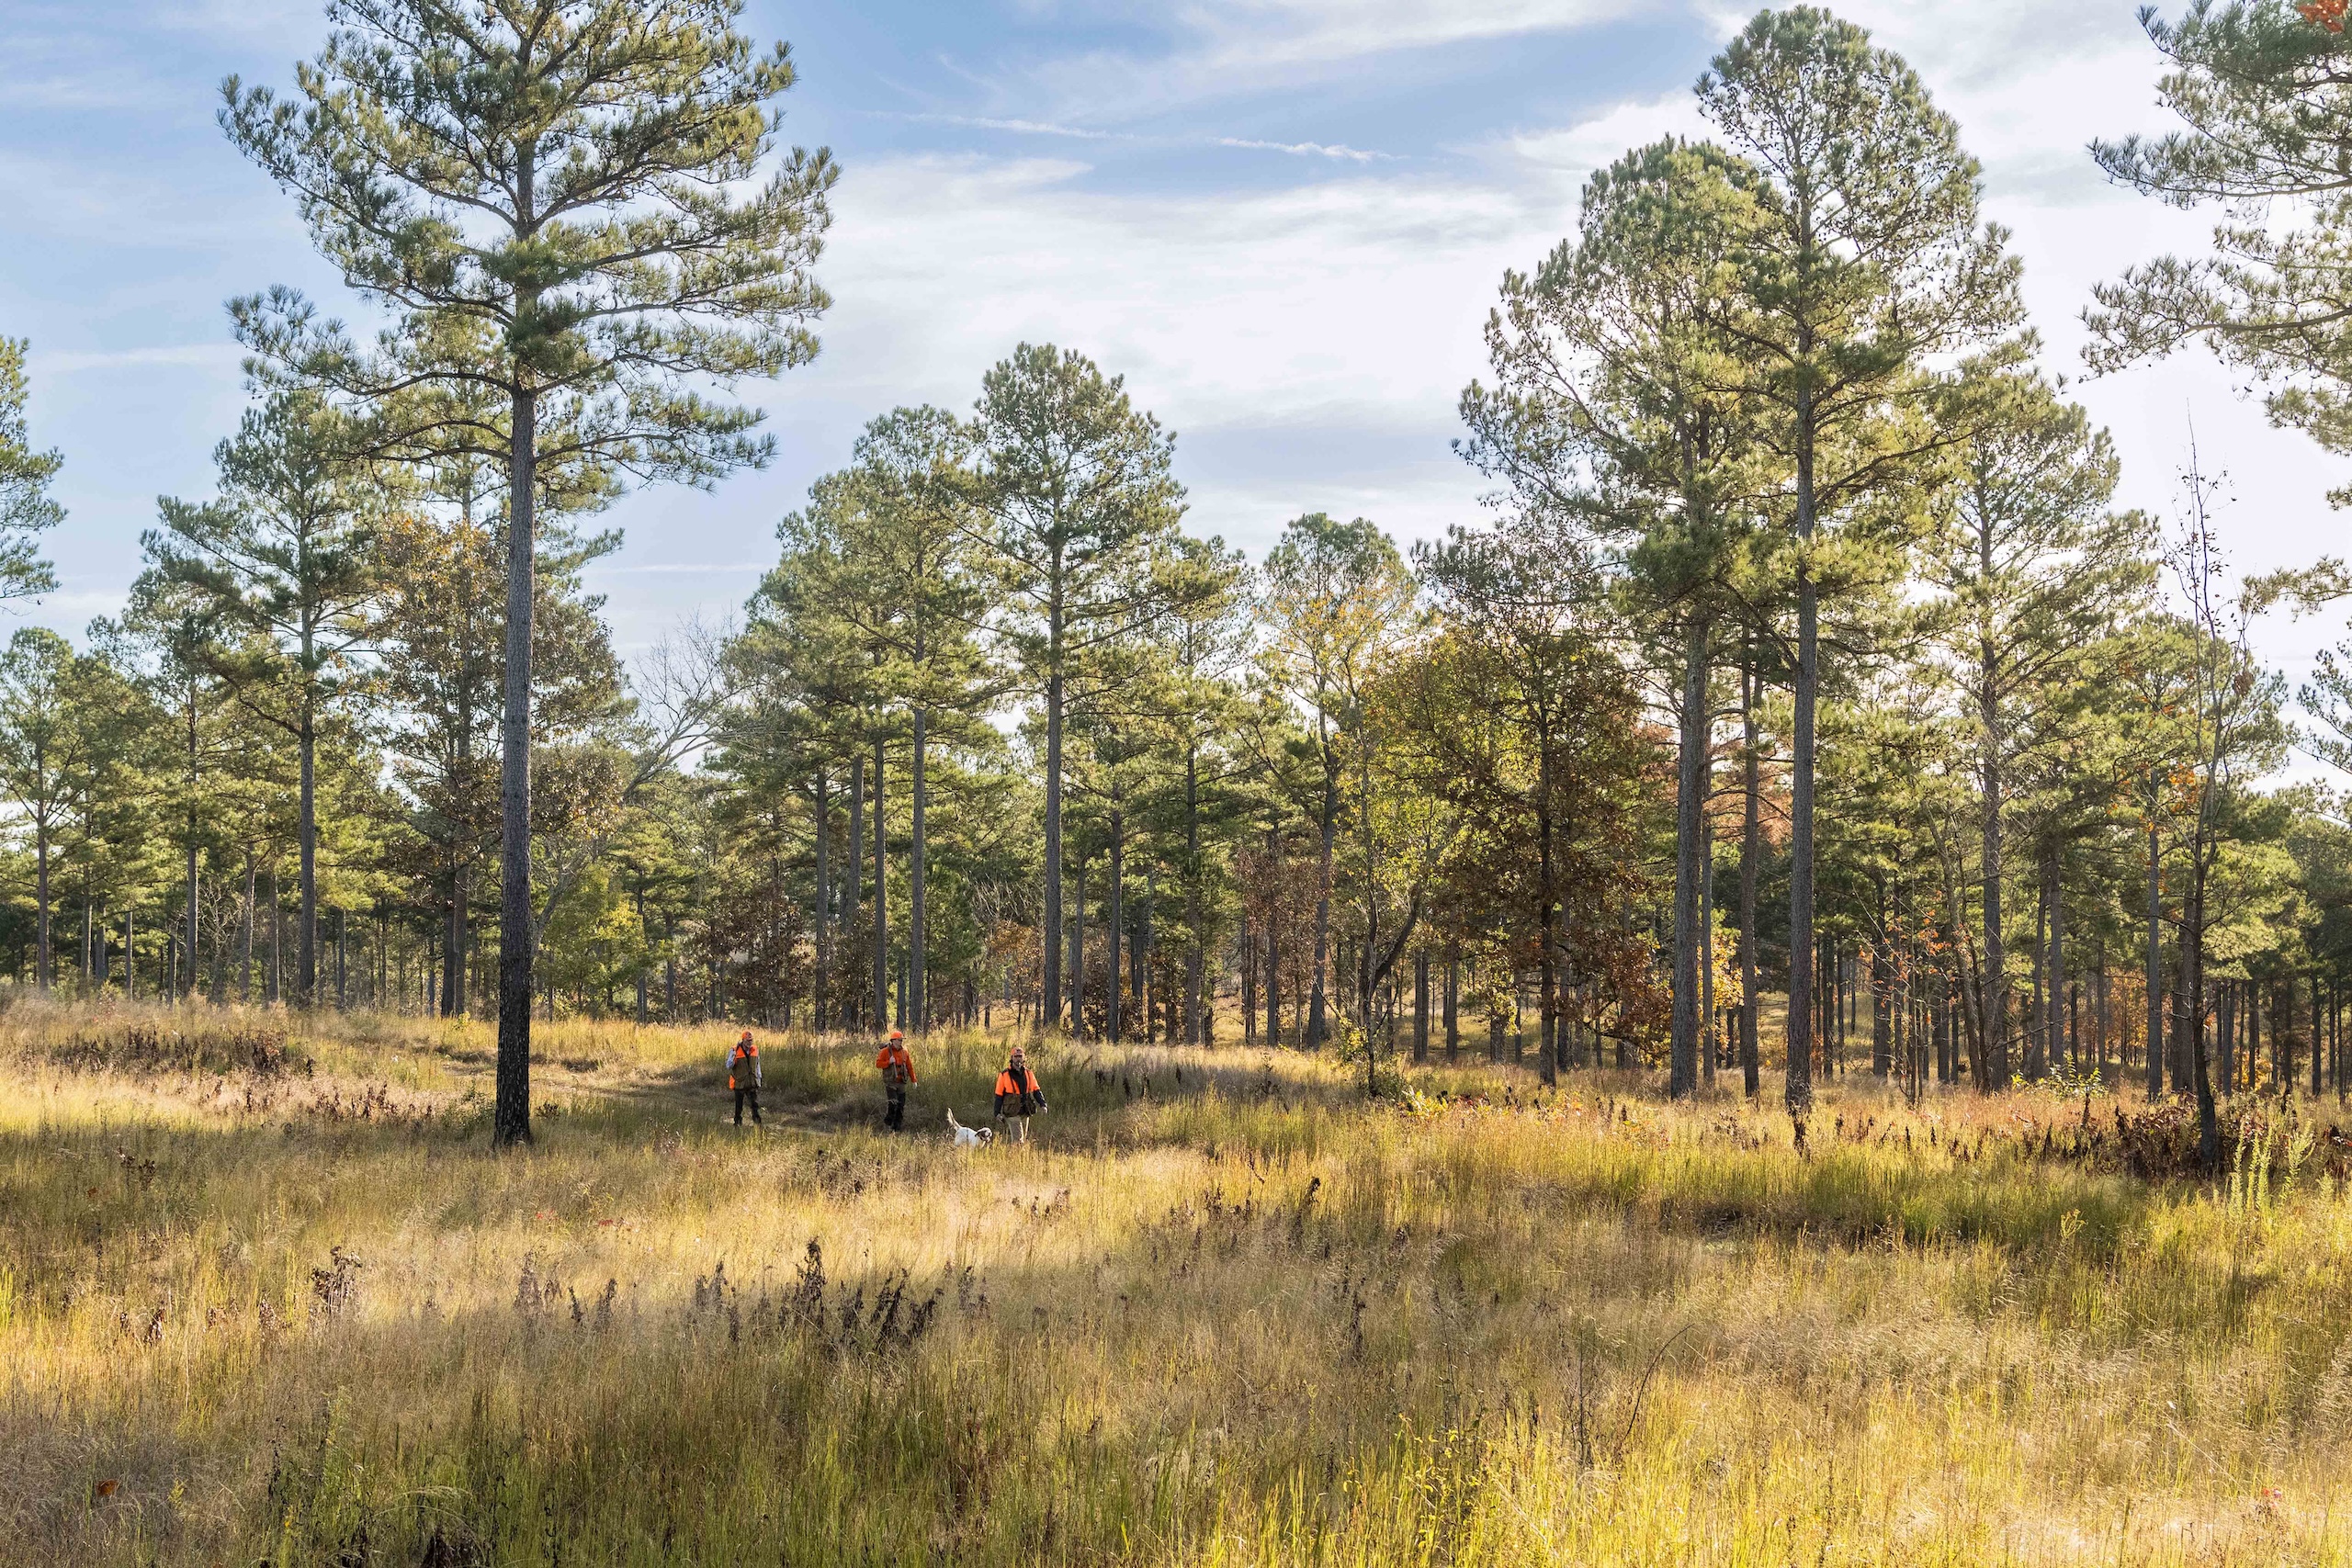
left=2029, top=853, right=2049, bottom=1080
left=1309, top=739, right=1337, bottom=1050
left=33, top=823, right=49, bottom=991
left=845, top=754, right=864, bottom=1031
left=1108, top=809, right=1124, bottom=1043
left=2047, top=850, right=2065, bottom=1080
left=1670, top=615, right=1709, bottom=1098
left=2146, top=807, right=2165, bottom=1103
left=1071, top=859, right=1087, bottom=1034
left=184, top=782, right=199, bottom=1002
left=494, top=377, right=538, bottom=1146
left=873, top=734, right=888, bottom=1033
left=444, top=864, right=468, bottom=1018
left=1265, top=891, right=1280, bottom=1047
left=1414, top=950, right=1430, bottom=1065
left=1787, top=404, right=1818, bottom=1125
left=1739, top=650, right=1762, bottom=1099
left=1871, top=883, right=1893, bottom=1078
left=2193, top=871, right=2219, bottom=1170
left=1185, top=744, right=1205, bottom=1045
left=911, top=708, right=928, bottom=1034
left=1702, top=832, right=1716, bottom=1088
left=633, top=884, right=647, bottom=1027
left=298, top=693, right=318, bottom=1010
left=1444, top=949, right=1459, bottom=1063
left=2314, top=970, right=2326, bottom=1099
left=813, top=770, right=831, bottom=1032
left=1043, top=583, right=1065, bottom=1032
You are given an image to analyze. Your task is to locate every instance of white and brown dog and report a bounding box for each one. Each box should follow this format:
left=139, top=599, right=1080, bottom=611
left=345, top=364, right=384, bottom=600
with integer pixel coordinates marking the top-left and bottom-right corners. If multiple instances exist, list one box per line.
left=946, top=1108, right=994, bottom=1148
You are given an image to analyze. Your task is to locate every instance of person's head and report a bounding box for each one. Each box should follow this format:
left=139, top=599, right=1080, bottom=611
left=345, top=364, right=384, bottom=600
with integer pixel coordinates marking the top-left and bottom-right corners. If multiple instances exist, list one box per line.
left=889, top=1030, right=904, bottom=1044
left=1009, top=1045, right=1025, bottom=1066
left=740, top=1031, right=752, bottom=1045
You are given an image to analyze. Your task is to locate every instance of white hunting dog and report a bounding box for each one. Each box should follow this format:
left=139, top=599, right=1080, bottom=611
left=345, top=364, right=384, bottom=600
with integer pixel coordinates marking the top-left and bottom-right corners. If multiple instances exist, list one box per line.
left=945, top=1107, right=994, bottom=1148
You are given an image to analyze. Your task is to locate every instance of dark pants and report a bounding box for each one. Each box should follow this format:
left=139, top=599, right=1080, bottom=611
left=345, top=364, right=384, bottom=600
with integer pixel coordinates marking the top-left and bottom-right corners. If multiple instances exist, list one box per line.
left=734, top=1088, right=762, bottom=1125
left=885, top=1085, right=907, bottom=1130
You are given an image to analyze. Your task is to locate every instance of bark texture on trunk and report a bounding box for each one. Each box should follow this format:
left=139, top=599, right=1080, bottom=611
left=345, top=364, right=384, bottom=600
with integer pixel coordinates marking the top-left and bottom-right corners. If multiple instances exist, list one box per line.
left=1308, top=743, right=1337, bottom=1049
left=910, top=709, right=928, bottom=1033
left=873, top=734, right=888, bottom=1034
left=299, top=699, right=318, bottom=1009
left=1786, top=395, right=1817, bottom=1126
left=493, top=382, right=537, bottom=1146
left=1738, top=650, right=1762, bottom=1100
left=2146, top=809, right=2164, bottom=1103
left=1669, top=615, right=1709, bottom=1099
left=812, top=770, right=831, bottom=1032
left=1043, top=592, right=1064, bottom=1030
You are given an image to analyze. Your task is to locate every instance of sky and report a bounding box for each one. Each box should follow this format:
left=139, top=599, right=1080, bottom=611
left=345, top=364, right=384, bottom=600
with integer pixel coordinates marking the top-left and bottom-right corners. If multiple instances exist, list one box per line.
left=3, top=0, right=2346, bottom=740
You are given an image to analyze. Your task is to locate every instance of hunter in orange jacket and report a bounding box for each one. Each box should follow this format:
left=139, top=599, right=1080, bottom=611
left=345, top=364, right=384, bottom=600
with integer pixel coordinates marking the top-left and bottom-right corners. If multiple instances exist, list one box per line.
left=728, top=1032, right=763, bottom=1127
left=876, top=1031, right=915, bottom=1131
left=993, top=1048, right=1046, bottom=1142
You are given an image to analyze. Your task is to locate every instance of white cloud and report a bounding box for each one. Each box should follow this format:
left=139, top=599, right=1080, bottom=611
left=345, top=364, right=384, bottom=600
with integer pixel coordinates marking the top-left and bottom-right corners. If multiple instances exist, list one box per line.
left=1180, top=0, right=1640, bottom=67
left=31, top=343, right=243, bottom=376
left=1504, top=92, right=1707, bottom=186
left=1002, top=0, right=1643, bottom=127
left=886, top=113, right=1395, bottom=161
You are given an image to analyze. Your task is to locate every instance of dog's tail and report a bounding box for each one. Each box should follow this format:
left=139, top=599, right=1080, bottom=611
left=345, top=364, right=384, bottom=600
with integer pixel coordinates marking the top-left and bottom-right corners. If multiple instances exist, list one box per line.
left=945, top=1107, right=964, bottom=1133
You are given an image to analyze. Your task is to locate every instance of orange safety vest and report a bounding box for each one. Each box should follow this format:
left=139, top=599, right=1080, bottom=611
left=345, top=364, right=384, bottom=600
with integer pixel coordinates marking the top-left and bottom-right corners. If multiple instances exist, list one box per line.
left=994, top=1064, right=1043, bottom=1115
left=729, top=1042, right=759, bottom=1090
left=876, top=1043, right=917, bottom=1087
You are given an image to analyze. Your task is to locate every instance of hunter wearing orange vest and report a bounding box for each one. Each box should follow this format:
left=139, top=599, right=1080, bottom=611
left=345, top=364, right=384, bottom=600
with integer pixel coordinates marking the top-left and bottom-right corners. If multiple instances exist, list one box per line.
left=876, top=1030, right=917, bottom=1131
left=727, top=1032, right=763, bottom=1127
left=992, top=1045, right=1046, bottom=1145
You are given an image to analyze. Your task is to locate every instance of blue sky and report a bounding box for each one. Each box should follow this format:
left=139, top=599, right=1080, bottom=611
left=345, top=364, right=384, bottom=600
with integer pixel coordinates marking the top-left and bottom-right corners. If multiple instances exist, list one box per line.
left=3, top=0, right=2346, bottom=713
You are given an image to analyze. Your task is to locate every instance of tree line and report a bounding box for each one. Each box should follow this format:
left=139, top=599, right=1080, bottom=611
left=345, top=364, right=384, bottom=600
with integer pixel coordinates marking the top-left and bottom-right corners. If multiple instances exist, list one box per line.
left=8, top=2, right=2352, bottom=1162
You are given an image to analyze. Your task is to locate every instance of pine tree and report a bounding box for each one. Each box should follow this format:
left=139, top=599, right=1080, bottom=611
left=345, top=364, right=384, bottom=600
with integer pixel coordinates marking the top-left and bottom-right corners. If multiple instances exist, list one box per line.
left=0, top=339, right=62, bottom=603
left=146, top=390, right=382, bottom=1009
left=1261, top=514, right=1417, bottom=1051
left=1461, top=136, right=1771, bottom=1099
left=1922, top=366, right=2155, bottom=1086
left=970, top=345, right=1186, bottom=1033
left=1699, top=6, right=2022, bottom=1120
left=222, top=0, right=836, bottom=1143
left=0, top=631, right=136, bottom=988
left=803, top=408, right=994, bottom=1035
left=2090, top=1, right=2352, bottom=477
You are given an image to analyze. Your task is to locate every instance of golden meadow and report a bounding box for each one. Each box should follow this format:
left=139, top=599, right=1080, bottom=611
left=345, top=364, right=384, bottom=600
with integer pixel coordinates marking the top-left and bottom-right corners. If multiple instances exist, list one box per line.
left=6, top=999, right=2352, bottom=1565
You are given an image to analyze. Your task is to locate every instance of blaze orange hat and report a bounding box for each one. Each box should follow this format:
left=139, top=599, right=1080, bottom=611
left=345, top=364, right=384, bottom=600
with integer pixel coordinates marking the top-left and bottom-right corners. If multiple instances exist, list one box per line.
left=889, top=1030, right=904, bottom=1041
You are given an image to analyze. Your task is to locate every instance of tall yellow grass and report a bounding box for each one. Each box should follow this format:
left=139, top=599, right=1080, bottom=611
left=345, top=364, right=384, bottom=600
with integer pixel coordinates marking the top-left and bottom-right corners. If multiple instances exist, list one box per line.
left=5, top=997, right=2350, bottom=1564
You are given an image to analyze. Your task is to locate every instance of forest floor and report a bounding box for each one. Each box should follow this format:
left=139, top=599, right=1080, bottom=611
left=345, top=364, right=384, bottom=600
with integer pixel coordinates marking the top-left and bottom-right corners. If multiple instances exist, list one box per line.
left=6, top=1000, right=2352, bottom=1566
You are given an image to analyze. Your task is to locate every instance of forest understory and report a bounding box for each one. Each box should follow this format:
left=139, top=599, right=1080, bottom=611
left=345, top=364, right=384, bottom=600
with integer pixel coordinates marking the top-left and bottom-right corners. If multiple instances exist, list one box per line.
left=6, top=1001, right=2352, bottom=1566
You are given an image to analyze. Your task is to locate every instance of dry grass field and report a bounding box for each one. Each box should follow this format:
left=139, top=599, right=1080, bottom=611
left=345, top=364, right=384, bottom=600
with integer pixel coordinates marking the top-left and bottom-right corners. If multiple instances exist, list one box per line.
left=6, top=998, right=2352, bottom=1565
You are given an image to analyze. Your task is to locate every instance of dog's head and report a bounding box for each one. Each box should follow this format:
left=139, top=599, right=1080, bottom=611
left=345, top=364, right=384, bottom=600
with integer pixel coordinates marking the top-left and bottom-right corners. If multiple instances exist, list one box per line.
left=976, top=1127, right=994, bottom=1146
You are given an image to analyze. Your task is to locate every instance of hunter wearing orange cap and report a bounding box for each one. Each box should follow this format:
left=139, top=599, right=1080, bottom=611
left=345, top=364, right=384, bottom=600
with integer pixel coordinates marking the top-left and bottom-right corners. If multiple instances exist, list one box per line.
left=992, top=1044, right=1046, bottom=1145
left=727, top=1031, right=763, bottom=1127
left=875, top=1029, right=917, bottom=1132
